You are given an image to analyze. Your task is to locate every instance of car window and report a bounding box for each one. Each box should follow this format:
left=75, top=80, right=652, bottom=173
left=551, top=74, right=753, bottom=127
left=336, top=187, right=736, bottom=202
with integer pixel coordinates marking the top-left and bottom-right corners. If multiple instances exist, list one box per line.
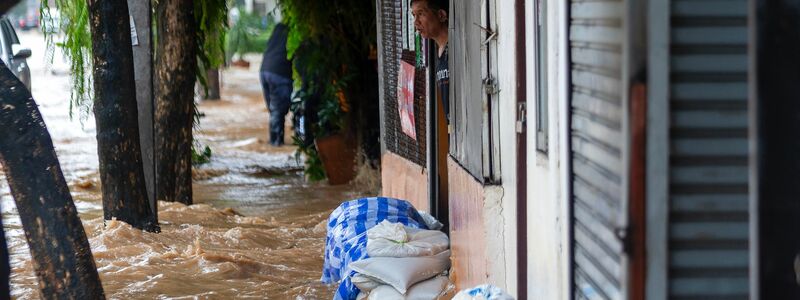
left=4, top=20, right=19, bottom=44
left=0, top=20, right=8, bottom=59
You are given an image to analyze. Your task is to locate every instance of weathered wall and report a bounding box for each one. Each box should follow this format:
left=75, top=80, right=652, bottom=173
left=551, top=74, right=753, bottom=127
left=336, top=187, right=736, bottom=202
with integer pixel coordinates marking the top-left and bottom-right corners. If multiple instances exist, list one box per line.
left=494, top=0, right=521, bottom=295
left=447, top=157, right=488, bottom=288
left=482, top=186, right=508, bottom=289
left=378, top=0, right=521, bottom=295
left=524, top=0, right=570, bottom=298
left=380, top=152, right=429, bottom=212
left=442, top=0, right=521, bottom=294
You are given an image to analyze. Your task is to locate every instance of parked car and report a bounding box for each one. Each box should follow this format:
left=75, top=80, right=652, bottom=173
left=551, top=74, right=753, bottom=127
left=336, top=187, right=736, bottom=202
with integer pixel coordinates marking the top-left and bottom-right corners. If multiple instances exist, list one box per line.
left=17, top=13, right=38, bottom=31
left=0, top=17, right=31, bottom=90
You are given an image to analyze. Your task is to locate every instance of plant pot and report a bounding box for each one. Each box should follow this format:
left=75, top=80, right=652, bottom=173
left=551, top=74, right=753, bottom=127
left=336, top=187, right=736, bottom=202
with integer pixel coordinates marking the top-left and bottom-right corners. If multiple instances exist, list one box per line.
left=315, top=133, right=357, bottom=185
left=231, top=59, right=250, bottom=68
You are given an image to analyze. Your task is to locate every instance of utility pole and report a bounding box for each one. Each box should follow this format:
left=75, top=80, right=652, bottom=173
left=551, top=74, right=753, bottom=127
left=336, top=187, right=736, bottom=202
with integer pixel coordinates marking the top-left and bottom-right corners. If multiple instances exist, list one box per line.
left=128, top=0, right=158, bottom=219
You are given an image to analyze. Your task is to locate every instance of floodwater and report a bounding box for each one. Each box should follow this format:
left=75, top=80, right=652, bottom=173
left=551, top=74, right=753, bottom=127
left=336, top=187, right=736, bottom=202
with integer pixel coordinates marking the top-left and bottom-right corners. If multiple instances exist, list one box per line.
left=0, top=31, right=377, bottom=299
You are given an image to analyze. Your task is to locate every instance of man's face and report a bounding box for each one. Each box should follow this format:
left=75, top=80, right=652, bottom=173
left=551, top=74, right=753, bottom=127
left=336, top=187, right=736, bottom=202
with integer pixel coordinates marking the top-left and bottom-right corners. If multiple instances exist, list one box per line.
left=412, top=1, right=446, bottom=39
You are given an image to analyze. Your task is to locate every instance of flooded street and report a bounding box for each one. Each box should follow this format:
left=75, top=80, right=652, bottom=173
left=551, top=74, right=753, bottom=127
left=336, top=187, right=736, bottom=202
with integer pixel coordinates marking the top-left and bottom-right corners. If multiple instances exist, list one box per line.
left=1, top=31, right=373, bottom=299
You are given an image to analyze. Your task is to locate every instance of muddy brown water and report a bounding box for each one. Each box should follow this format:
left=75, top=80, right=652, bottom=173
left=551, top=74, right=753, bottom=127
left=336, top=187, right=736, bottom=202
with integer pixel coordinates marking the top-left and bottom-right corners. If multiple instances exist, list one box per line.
left=0, top=32, right=375, bottom=299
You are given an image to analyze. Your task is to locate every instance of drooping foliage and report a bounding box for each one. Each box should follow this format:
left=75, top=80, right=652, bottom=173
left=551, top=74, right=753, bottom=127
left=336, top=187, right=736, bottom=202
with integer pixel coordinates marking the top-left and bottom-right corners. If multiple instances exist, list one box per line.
left=40, top=0, right=92, bottom=120
left=194, top=0, right=229, bottom=90
left=41, top=0, right=229, bottom=118
left=278, top=0, right=378, bottom=180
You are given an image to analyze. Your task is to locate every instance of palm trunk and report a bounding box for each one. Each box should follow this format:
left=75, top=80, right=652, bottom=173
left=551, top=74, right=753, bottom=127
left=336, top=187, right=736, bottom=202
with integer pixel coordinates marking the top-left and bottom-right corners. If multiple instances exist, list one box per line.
left=0, top=60, right=105, bottom=299
left=88, top=0, right=159, bottom=232
left=155, top=0, right=197, bottom=205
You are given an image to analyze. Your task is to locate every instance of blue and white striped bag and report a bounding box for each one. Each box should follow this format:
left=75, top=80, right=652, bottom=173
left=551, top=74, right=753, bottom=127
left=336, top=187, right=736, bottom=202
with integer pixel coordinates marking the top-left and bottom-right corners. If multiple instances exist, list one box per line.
left=321, top=197, right=429, bottom=300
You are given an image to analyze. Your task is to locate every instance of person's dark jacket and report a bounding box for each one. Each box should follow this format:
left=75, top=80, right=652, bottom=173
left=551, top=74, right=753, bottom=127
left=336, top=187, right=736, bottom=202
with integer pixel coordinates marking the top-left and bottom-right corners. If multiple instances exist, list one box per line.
left=260, top=23, right=292, bottom=78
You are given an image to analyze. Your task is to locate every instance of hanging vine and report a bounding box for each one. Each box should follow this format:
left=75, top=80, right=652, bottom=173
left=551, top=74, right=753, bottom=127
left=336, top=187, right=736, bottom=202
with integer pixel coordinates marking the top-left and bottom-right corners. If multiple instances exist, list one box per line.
left=41, top=0, right=229, bottom=119
left=193, top=0, right=228, bottom=90
left=40, top=0, right=92, bottom=120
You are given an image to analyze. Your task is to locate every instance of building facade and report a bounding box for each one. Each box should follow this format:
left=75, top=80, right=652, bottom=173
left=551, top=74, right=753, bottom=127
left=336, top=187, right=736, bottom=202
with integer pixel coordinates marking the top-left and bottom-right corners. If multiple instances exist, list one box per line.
left=376, top=0, right=762, bottom=299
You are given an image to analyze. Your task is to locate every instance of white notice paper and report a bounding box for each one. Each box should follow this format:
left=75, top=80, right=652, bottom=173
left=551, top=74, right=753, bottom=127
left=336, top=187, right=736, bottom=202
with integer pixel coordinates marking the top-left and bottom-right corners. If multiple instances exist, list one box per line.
left=130, top=16, right=139, bottom=46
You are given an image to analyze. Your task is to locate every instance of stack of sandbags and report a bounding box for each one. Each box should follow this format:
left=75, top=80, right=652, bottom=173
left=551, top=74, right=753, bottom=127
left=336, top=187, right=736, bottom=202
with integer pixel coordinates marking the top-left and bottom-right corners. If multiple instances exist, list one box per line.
left=351, top=220, right=452, bottom=299
left=321, top=198, right=432, bottom=300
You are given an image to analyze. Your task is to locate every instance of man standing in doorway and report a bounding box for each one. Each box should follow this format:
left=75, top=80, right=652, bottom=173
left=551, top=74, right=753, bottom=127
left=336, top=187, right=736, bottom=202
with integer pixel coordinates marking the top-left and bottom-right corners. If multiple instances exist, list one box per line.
left=260, top=23, right=293, bottom=146
left=411, top=0, right=449, bottom=123
left=412, top=0, right=449, bottom=230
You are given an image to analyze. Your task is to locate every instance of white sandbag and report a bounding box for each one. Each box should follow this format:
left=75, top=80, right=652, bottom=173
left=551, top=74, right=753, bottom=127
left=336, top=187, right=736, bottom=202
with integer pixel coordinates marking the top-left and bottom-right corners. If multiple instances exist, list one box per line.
left=349, top=250, right=451, bottom=294
left=352, top=273, right=382, bottom=292
left=453, top=284, right=514, bottom=300
left=367, top=276, right=451, bottom=300
left=356, top=292, right=368, bottom=300
left=418, top=211, right=444, bottom=230
left=367, top=220, right=408, bottom=243
left=367, top=225, right=449, bottom=258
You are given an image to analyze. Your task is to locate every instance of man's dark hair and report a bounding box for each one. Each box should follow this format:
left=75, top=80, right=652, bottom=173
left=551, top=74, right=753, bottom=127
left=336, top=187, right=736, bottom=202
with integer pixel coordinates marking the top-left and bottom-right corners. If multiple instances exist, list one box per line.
left=410, top=0, right=449, bottom=12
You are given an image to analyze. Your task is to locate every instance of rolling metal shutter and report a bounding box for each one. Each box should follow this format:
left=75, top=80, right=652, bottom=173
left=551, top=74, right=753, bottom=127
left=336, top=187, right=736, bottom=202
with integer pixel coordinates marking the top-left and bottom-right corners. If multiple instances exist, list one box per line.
left=380, top=0, right=427, bottom=167
left=568, top=0, right=629, bottom=299
left=668, top=0, right=749, bottom=298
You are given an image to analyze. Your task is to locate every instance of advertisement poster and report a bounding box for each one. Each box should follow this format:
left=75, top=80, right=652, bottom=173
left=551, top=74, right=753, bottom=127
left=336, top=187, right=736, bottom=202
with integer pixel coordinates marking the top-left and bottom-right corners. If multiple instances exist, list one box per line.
left=398, top=61, right=417, bottom=140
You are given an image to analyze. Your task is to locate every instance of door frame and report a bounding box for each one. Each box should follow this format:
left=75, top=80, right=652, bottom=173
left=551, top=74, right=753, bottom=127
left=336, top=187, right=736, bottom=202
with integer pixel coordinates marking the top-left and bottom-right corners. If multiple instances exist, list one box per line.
left=515, top=0, right=528, bottom=297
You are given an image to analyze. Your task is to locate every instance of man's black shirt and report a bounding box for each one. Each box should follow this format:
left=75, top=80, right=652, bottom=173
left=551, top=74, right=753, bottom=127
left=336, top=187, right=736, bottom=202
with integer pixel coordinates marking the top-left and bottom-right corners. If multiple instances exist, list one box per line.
left=260, top=24, right=292, bottom=78
left=436, top=44, right=450, bottom=122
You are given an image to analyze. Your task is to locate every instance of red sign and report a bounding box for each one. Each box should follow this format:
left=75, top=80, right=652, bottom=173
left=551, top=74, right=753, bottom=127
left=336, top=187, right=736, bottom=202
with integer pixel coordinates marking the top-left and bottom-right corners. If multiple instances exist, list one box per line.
left=398, top=61, right=417, bottom=140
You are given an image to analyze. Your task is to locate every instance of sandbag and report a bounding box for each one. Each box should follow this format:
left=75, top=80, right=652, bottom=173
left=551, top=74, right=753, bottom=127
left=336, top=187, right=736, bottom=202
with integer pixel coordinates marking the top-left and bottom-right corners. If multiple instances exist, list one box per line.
left=348, top=250, right=451, bottom=294
left=367, top=220, right=408, bottom=243
left=452, top=284, right=514, bottom=300
left=367, top=222, right=449, bottom=258
left=352, top=273, right=382, bottom=293
left=367, top=276, right=451, bottom=300
left=321, top=197, right=430, bottom=300
left=418, top=211, right=443, bottom=230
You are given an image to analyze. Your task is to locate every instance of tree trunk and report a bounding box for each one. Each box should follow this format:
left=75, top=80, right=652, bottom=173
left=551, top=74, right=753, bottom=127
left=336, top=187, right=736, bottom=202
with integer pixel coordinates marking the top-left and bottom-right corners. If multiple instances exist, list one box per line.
left=204, top=68, right=221, bottom=100
left=0, top=61, right=105, bottom=299
left=155, top=0, right=197, bottom=205
left=0, top=0, right=15, bottom=292
left=88, top=0, right=159, bottom=232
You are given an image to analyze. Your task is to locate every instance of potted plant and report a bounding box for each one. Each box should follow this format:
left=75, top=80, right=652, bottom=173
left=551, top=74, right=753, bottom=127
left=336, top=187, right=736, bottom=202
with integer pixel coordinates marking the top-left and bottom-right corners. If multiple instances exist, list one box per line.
left=290, top=64, right=357, bottom=184
left=281, top=0, right=376, bottom=184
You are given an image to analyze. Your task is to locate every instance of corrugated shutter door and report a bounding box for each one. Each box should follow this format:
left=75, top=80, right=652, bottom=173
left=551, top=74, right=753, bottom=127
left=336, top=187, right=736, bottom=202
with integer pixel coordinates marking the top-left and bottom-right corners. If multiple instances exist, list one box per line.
left=569, top=0, right=628, bottom=299
left=668, top=0, right=750, bottom=298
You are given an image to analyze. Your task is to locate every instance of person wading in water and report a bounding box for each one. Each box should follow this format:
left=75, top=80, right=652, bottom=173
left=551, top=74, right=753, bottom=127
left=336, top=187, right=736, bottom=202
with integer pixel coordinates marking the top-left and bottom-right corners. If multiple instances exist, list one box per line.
left=259, top=22, right=293, bottom=146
